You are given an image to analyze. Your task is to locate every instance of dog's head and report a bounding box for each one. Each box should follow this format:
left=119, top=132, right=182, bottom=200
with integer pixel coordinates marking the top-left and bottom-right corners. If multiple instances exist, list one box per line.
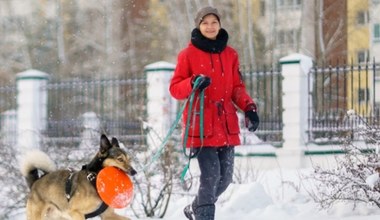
left=98, top=134, right=137, bottom=176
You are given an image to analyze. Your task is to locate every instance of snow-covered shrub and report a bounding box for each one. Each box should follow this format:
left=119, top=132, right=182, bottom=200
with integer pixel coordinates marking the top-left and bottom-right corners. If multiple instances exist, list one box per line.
left=233, top=156, right=260, bottom=184
left=0, top=143, right=28, bottom=219
left=307, top=110, right=380, bottom=209
left=129, top=123, right=187, bottom=218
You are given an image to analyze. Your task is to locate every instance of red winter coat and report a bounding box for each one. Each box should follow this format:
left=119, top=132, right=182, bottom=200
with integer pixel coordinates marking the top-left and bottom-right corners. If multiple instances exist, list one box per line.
left=169, top=42, right=255, bottom=148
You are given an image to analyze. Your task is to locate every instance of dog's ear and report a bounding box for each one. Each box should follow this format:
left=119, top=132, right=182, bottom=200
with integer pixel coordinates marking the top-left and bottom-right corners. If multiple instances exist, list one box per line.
left=100, top=134, right=112, bottom=154
left=111, top=137, right=120, bottom=148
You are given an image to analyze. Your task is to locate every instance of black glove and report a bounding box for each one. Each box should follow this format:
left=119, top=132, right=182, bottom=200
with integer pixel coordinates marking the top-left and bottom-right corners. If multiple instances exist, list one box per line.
left=192, top=75, right=211, bottom=91
left=245, top=110, right=259, bottom=132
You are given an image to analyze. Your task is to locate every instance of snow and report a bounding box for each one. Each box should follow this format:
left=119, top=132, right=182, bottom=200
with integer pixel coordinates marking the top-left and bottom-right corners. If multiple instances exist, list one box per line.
left=150, top=168, right=380, bottom=220
left=10, top=111, right=380, bottom=220
left=366, top=173, right=380, bottom=190
left=13, top=166, right=380, bottom=220
left=11, top=132, right=380, bottom=220
left=279, top=53, right=313, bottom=75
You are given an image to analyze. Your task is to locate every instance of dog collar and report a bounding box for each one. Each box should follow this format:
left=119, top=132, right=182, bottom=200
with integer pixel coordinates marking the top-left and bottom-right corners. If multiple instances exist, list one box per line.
left=85, top=202, right=108, bottom=219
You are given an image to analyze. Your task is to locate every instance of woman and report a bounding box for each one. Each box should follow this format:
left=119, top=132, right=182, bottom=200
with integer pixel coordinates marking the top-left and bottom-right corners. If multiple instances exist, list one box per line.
left=169, top=6, right=259, bottom=220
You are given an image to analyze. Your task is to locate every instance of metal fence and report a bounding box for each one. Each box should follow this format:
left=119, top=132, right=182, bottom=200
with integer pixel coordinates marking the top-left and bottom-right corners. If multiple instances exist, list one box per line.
left=308, top=61, right=380, bottom=144
left=0, top=68, right=284, bottom=148
left=242, top=66, right=283, bottom=146
left=41, top=66, right=284, bottom=147
left=1, top=62, right=378, bottom=147
left=42, top=78, right=148, bottom=147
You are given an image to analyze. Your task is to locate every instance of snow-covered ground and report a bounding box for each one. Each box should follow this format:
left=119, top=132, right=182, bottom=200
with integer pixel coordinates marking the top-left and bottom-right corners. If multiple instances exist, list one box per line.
left=13, top=165, right=380, bottom=220
left=159, top=168, right=380, bottom=220
left=11, top=134, right=380, bottom=220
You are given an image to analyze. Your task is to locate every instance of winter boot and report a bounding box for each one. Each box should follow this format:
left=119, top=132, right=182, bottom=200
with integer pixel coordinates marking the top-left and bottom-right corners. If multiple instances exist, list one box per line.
left=194, top=204, right=215, bottom=220
left=184, top=204, right=195, bottom=220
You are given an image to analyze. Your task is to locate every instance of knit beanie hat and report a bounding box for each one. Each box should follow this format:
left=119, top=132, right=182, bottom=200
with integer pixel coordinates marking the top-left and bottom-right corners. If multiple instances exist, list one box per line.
left=194, top=6, right=221, bottom=29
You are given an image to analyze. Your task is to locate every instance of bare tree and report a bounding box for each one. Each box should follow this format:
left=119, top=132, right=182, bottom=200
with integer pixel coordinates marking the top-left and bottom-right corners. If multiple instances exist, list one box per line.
left=0, top=0, right=275, bottom=79
left=129, top=125, right=186, bottom=218
left=246, top=0, right=256, bottom=68
left=56, top=0, right=66, bottom=65
left=315, top=0, right=347, bottom=64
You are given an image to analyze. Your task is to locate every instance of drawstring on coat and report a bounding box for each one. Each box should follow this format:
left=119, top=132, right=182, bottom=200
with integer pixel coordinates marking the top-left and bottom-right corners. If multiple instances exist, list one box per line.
left=209, top=53, right=224, bottom=75
left=218, top=53, right=224, bottom=74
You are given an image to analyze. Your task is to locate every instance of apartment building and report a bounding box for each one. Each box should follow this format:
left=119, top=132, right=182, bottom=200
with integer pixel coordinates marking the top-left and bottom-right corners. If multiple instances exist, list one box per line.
left=254, top=0, right=307, bottom=63
left=370, top=0, right=380, bottom=60
left=370, top=0, right=380, bottom=108
left=347, top=0, right=370, bottom=63
left=253, top=0, right=378, bottom=64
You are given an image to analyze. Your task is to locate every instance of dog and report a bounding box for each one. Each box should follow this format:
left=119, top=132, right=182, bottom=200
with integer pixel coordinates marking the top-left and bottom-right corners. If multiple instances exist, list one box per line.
left=19, top=134, right=137, bottom=220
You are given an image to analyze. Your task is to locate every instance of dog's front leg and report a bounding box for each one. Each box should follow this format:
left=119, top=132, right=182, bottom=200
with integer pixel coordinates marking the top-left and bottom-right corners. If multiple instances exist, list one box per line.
left=100, top=208, right=131, bottom=220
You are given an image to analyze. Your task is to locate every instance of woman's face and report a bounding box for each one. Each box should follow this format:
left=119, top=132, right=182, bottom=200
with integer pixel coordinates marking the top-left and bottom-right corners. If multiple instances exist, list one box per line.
left=199, top=14, right=220, bottom=40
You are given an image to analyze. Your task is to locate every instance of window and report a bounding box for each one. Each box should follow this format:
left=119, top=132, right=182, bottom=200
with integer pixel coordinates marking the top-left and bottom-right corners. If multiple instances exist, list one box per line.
left=374, top=24, right=380, bottom=41
left=356, top=11, right=368, bottom=25
left=277, top=29, right=298, bottom=46
left=358, top=88, right=369, bottom=102
left=277, top=0, right=302, bottom=9
left=357, top=50, right=368, bottom=63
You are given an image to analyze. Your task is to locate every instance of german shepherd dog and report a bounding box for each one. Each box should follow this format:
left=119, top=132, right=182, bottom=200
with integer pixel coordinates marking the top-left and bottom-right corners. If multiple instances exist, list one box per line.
left=19, top=134, right=137, bottom=220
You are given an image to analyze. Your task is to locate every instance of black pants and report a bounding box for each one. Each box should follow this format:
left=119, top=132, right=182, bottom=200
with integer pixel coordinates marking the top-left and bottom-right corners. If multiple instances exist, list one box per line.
left=192, top=146, right=235, bottom=208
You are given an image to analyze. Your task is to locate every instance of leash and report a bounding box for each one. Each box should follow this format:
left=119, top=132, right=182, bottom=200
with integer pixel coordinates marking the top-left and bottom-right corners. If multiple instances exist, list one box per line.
left=180, top=88, right=204, bottom=182
left=141, top=77, right=205, bottom=183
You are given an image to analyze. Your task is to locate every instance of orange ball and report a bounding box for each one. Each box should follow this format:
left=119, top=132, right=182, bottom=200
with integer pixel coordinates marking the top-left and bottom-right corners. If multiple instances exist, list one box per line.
left=96, top=166, right=134, bottom=209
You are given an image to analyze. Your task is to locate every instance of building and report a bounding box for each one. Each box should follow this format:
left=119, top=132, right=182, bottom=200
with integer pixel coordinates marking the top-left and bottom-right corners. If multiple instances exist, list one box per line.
left=346, top=0, right=370, bottom=63
left=370, top=0, right=380, bottom=60
left=254, top=0, right=308, bottom=65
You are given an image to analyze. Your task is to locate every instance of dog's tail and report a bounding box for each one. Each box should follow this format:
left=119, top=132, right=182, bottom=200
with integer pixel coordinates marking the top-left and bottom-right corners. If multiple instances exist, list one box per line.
left=19, top=150, right=56, bottom=188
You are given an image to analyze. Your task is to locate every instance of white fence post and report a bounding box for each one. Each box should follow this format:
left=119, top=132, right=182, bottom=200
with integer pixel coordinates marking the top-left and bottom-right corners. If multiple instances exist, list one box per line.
left=16, top=70, right=49, bottom=150
left=278, top=54, right=313, bottom=168
left=144, top=61, right=176, bottom=149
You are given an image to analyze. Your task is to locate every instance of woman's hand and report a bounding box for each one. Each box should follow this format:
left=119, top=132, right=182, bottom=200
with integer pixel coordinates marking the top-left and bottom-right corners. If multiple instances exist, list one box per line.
left=192, top=75, right=211, bottom=91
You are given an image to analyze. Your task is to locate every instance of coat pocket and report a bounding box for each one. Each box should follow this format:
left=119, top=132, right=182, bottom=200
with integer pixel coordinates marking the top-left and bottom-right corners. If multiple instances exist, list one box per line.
left=225, top=104, right=240, bottom=135
left=225, top=113, right=240, bottom=134
left=187, top=108, right=213, bottom=137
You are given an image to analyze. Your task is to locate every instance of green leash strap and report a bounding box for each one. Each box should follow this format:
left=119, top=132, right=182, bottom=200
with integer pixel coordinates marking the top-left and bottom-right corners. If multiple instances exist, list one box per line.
left=200, top=90, right=205, bottom=145
left=180, top=78, right=205, bottom=182
left=140, top=99, right=186, bottom=171
left=182, top=79, right=205, bottom=157
left=141, top=77, right=204, bottom=172
left=180, top=160, right=190, bottom=183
